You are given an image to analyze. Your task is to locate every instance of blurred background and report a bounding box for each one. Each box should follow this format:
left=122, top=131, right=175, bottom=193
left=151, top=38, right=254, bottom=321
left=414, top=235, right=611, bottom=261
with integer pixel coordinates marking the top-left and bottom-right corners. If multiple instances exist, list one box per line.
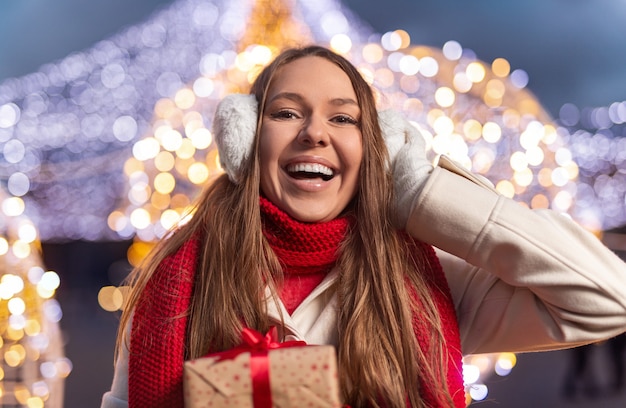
left=0, top=0, right=625, bottom=406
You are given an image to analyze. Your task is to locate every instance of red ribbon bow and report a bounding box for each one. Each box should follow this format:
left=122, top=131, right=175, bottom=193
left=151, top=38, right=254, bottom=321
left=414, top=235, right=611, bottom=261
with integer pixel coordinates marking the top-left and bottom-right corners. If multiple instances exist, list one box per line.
left=215, top=327, right=306, bottom=407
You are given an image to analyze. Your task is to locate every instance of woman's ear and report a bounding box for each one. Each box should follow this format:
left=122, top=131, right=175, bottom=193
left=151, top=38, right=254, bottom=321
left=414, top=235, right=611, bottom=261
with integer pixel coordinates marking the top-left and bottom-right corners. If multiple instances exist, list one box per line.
left=212, top=94, right=258, bottom=183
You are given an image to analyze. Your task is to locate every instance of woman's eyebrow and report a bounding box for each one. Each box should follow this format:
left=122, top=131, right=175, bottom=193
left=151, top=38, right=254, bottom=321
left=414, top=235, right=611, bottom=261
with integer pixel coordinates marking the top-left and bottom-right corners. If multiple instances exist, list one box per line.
left=267, top=92, right=303, bottom=104
left=329, top=97, right=358, bottom=107
left=267, top=92, right=358, bottom=108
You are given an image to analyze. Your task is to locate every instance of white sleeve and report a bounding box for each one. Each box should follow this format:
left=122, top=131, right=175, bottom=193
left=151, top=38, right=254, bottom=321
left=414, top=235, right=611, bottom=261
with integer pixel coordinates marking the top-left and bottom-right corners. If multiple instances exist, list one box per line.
left=405, top=162, right=626, bottom=355
left=100, top=328, right=129, bottom=408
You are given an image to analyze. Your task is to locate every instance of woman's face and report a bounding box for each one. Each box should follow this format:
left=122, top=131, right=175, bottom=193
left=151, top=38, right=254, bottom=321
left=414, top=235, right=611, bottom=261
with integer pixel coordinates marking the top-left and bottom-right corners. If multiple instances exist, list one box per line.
left=259, top=56, right=363, bottom=223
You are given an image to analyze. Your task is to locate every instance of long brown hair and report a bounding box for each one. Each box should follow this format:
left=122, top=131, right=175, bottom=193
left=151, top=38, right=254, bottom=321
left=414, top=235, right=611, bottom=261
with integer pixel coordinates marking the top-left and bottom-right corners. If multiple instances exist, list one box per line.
left=118, top=45, right=456, bottom=407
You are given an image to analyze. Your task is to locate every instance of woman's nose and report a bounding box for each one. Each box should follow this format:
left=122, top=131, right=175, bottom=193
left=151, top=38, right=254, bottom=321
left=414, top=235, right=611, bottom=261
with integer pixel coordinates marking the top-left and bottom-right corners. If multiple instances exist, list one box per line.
left=297, top=115, right=329, bottom=146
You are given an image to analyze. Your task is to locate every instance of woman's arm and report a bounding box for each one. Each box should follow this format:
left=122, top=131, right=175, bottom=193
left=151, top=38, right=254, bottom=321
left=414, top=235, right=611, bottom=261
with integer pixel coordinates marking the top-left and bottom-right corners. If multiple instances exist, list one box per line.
left=406, top=163, right=626, bottom=355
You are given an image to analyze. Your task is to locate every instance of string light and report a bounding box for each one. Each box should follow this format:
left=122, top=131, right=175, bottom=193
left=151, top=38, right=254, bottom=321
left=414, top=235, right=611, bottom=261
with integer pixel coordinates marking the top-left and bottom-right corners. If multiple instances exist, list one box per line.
left=0, top=188, right=70, bottom=407
left=0, top=0, right=624, bottom=404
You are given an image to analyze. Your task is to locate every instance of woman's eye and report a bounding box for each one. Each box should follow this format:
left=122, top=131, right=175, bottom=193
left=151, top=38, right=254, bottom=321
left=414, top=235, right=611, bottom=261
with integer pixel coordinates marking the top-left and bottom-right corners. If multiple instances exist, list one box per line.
left=270, top=110, right=298, bottom=120
left=332, top=115, right=358, bottom=125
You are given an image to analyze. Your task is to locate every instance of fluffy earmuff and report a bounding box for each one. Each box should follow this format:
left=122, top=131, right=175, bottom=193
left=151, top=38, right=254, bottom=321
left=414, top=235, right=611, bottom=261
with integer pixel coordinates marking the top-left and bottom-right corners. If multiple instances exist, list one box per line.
left=212, top=93, right=258, bottom=183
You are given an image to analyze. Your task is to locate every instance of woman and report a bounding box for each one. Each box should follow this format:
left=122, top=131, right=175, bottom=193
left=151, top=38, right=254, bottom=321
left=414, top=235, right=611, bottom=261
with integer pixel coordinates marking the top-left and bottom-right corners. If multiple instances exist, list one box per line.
left=102, top=45, right=626, bottom=407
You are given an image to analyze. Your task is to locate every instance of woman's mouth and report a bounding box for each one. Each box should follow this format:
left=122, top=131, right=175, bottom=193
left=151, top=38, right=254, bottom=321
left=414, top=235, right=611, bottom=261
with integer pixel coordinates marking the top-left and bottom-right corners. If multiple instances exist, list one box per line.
left=286, top=162, right=335, bottom=181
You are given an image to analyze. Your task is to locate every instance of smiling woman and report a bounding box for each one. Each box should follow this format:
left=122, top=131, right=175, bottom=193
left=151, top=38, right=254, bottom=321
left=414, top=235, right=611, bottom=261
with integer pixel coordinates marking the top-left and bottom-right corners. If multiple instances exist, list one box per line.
left=258, top=56, right=363, bottom=223
left=101, top=45, right=626, bottom=408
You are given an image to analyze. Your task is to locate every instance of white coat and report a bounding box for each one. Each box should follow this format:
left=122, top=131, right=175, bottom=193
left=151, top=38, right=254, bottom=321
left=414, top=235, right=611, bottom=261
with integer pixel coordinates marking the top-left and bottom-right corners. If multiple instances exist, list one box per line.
left=101, top=162, right=626, bottom=407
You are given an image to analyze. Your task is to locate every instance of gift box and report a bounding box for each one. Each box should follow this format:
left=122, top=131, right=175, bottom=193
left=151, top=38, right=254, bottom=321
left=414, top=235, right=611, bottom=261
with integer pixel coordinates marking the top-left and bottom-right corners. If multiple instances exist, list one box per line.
left=183, top=328, right=342, bottom=407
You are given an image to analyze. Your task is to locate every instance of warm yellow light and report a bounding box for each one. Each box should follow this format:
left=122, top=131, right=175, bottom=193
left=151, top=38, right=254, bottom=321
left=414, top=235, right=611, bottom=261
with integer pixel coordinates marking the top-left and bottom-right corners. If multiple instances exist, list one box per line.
left=514, top=168, right=533, bottom=187
left=130, top=208, right=152, bottom=230
left=510, top=151, right=528, bottom=171
left=41, top=271, right=61, bottom=290
left=381, top=30, right=404, bottom=51
left=154, top=172, right=176, bottom=194
left=235, top=51, right=255, bottom=72
left=495, top=352, right=517, bottom=376
left=154, top=98, right=177, bottom=119
left=128, top=184, right=149, bottom=206
left=565, top=161, right=579, bottom=180
left=554, top=190, right=573, bottom=211
left=8, top=297, right=26, bottom=315
left=531, top=194, right=550, bottom=209
left=526, top=146, right=545, bottom=166
left=486, top=79, right=505, bottom=99
left=542, top=124, right=558, bottom=145
left=249, top=45, right=273, bottom=65
left=472, top=148, right=496, bottom=174
left=491, top=58, right=511, bottom=77
left=11, top=240, right=31, bottom=259
left=160, top=129, right=183, bottom=152
left=161, top=209, right=182, bottom=230
left=174, top=88, right=195, bottom=110
left=55, top=358, right=73, bottom=378
left=18, top=223, right=37, bottom=243
left=418, top=56, right=438, bottom=78
left=482, top=122, right=502, bottom=143
left=189, top=128, right=212, bottom=149
left=466, top=62, right=486, bottom=83
left=496, top=180, right=515, bottom=198
left=24, top=319, right=41, bottom=336
left=463, top=119, right=483, bottom=141
left=154, top=151, right=175, bottom=172
left=128, top=241, right=155, bottom=267
left=98, top=286, right=125, bottom=312
left=176, top=138, right=196, bottom=160
left=132, top=137, right=160, bottom=161
left=520, top=121, right=544, bottom=149
left=2, top=196, right=25, bottom=217
left=26, top=397, right=44, bottom=408
left=453, top=72, right=472, bottom=93
left=0, top=237, right=8, bottom=255
left=171, top=193, right=191, bottom=210
left=107, top=211, right=128, bottom=232
left=14, top=385, right=31, bottom=404
left=362, top=43, right=383, bottom=63
left=123, top=157, right=144, bottom=175
left=151, top=191, right=171, bottom=210
left=538, top=168, right=553, bottom=187
left=433, top=115, right=455, bottom=136
left=394, top=30, right=411, bottom=48
left=188, top=162, right=210, bottom=185
left=330, top=34, right=352, bottom=54
left=5, top=344, right=26, bottom=367
left=434, top=87, right=455, bottom=108
left=0, top=274, right=23, bottom=299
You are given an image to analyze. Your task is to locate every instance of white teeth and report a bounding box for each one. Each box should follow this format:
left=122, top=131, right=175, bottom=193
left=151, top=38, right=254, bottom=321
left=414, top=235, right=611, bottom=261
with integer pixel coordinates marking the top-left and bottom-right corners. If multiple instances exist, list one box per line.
left=287, top=163, right=334, bottom=176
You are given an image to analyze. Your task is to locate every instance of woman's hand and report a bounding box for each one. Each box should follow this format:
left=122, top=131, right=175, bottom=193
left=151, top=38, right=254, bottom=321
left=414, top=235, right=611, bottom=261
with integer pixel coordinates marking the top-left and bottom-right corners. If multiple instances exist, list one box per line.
left=379, top=110, right=433, bottom=228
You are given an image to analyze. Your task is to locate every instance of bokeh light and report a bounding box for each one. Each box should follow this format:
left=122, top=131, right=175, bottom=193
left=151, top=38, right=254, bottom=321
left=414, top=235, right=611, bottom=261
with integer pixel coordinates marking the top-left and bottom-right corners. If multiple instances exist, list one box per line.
left=1, top=0, right=624, bottom=405
left=0, top=187, right=69, bottom=407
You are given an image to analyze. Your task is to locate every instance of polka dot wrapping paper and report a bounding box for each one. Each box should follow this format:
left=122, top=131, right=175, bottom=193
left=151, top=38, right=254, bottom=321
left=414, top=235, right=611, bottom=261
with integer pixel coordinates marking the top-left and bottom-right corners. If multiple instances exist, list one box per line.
left=183, top=332, right=342, bottom=407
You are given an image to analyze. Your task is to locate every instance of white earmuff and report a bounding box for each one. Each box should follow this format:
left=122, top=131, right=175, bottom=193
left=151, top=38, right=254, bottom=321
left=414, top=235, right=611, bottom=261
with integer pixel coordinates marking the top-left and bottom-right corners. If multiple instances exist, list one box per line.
left=212, top=94, right=258, bottom=183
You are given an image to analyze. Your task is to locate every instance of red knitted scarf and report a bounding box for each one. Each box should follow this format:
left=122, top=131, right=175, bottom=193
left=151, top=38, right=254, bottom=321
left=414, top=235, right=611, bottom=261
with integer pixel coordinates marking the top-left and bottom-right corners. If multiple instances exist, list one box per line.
left=129, top=198, right=465, bottom=407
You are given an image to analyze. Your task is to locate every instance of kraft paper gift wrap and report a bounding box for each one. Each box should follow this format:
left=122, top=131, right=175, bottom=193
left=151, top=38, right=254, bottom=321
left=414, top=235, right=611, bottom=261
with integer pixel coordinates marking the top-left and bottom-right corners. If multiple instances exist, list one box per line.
left=183, top=329, right=342, bottom=408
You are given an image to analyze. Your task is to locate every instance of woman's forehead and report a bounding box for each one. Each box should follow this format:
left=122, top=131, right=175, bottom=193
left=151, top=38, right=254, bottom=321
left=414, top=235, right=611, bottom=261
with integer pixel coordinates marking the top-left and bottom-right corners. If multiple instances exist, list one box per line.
left=266, top=56, right=357, bottom=101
